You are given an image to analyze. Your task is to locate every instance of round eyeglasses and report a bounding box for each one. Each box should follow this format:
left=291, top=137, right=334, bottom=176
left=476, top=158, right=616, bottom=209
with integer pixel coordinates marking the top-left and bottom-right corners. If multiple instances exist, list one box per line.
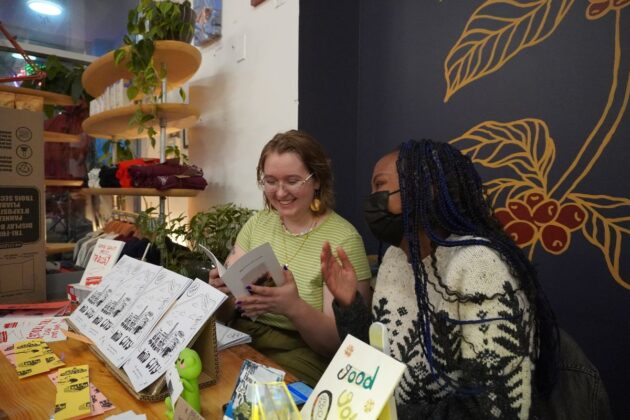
left=259, top=173, right=314, bottom=194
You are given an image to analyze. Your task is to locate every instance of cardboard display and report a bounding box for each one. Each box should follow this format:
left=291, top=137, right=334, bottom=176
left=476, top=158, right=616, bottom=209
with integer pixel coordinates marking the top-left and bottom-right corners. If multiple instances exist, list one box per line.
left=0, top=107, right=45, bottom=304
left=66, top=316, right=219, bottom=402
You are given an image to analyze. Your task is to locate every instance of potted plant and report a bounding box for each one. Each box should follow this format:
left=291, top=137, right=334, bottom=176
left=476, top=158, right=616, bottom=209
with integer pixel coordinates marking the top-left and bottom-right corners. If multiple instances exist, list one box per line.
left=114, top=0, right=195, bottom=145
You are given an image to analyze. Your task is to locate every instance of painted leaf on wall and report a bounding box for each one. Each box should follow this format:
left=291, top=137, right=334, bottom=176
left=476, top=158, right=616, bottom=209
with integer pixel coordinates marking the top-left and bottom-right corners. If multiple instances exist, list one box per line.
left=450, top=118, right=556, bottom=190
left=483, top=177, right=540, bottom=207
left=444, top=0, right=574, bottom=102
left=570, top=193, right=630, bottom=289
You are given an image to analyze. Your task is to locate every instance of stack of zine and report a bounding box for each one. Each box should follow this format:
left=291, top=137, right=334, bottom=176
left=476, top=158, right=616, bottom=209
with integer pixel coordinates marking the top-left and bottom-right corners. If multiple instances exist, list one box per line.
left=215, top=322, right=251, bottom=351
left=69, top=255, right=227, bottom=392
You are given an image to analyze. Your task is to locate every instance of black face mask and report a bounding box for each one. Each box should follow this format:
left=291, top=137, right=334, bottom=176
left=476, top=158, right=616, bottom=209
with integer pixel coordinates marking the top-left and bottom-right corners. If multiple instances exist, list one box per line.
left=364, top=190, right=404, bottom=246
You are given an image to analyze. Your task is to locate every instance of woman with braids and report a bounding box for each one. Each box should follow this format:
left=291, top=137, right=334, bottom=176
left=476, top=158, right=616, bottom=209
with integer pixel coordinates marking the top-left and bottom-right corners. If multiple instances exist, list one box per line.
left=321, top=139, right=559, bottom=419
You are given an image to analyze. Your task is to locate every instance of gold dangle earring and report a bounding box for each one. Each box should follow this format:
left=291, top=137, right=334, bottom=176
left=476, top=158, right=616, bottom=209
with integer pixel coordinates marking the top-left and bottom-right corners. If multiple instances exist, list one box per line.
left=310, top=190, right=321, bottom=212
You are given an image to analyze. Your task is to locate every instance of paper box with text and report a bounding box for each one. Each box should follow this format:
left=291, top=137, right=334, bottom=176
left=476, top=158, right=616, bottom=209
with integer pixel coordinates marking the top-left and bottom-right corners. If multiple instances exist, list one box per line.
left=0, top=107, right=45, bottom=303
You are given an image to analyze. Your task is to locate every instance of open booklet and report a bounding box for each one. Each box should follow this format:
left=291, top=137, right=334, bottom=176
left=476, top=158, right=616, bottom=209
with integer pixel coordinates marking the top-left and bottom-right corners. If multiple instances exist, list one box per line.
left=199, top=242, right=285, bottom=297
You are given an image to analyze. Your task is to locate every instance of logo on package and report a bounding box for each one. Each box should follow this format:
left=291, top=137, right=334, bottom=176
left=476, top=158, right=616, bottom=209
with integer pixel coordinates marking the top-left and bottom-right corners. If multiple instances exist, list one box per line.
left=16, top=162, right=33, bottom=176
left=15, top=127, right=32, bottom=142
left=16, top=144, right=32, bottom=159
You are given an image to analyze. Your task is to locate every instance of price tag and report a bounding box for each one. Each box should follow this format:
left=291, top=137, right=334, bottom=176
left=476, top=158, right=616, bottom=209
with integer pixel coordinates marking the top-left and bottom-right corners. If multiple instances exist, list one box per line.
left=166, top=365, right=184, bottom=406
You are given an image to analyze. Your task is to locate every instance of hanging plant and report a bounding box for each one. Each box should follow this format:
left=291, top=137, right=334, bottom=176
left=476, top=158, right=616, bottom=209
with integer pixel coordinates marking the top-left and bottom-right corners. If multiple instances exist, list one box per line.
left=113, top=0, right=195, bottom=147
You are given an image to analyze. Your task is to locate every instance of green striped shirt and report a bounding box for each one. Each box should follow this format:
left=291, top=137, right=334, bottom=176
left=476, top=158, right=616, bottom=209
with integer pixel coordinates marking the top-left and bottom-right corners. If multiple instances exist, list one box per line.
left=235, top=210, right=371, bottom=331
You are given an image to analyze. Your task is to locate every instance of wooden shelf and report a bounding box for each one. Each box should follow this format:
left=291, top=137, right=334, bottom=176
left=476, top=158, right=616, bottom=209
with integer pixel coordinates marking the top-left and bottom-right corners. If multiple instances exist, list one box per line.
left=45, top=242, right=76, bottom=255
left=44, top=131, right=82, bottom=143
left=81, top=103, right=199, bottom=139
left=45, top=179, right=84, bottom=188
left=81, top=188, right=200, bottom=197
left=81, top=41, right=202, bottom=98
left=0, top=85, right=74, bottom=106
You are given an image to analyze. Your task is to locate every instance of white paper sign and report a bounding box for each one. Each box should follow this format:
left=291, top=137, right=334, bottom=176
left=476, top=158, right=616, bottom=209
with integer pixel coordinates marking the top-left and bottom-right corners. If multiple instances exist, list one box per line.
left=301, top=334, right=406, bottom=420
left=166, top=364, right=184, bottom=406
left=79, top=238, right=125, bottom=286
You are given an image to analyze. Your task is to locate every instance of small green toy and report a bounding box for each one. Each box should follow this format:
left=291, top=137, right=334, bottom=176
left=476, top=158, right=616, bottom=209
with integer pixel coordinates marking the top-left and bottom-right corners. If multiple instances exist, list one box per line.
left=165, top=348, right=202, bottom=419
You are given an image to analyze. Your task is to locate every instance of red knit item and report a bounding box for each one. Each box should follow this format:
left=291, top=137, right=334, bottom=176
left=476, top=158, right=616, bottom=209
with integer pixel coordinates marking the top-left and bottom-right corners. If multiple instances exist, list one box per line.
left=116, top=158, right=159, bottom=187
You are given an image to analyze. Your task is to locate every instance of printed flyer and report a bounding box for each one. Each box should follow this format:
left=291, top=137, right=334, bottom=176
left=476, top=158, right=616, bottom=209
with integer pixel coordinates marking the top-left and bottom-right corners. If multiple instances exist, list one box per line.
left=301, top=334, right=406, bottom=420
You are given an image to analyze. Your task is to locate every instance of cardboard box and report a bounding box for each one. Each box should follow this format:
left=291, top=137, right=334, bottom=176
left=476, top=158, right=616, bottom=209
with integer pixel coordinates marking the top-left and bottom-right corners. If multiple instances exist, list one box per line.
left=0, top=107, right=46, bottom=303
left=0, top=92, right=15, bottom=109
left=15, top=94, right=44, bottom=112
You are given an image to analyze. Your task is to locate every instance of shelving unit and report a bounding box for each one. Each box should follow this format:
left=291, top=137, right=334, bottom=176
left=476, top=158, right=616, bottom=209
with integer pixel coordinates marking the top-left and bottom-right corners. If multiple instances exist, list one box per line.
left=44, top=131, right=81, bottom=143
left=0, top=85, right=75, bottom=106
left=80, top=187, right=200, bottom=197
left=80, top=40, right=202, bottom=221
left=81, top=103, right=199, bottom=140
left=45, top=179, right=84, bottom=188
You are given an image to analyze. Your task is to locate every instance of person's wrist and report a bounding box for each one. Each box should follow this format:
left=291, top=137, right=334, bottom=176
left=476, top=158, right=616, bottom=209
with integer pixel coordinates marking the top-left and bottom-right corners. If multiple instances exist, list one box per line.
left=285, top=297, right=307, bottom=321
left=336, top=291, right=357, bottom=309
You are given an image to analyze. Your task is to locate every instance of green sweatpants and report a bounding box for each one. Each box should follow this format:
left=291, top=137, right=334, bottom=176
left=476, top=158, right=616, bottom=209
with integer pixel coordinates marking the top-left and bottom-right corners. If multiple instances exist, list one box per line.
left=231, top=317, right=330, bottom=387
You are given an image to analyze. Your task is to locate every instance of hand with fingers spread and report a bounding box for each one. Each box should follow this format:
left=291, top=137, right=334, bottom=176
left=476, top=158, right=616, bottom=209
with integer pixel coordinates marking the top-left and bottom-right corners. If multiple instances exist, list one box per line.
left=320, top=241, right=358, bottom=308
left=236, top=269, right=301, bottom=319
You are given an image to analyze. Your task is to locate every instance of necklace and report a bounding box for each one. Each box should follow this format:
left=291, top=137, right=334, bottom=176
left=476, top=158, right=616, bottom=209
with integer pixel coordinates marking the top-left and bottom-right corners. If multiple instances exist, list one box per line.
left=280, top=217, right=318, bottom=268
left=281, top=218, right=317, bottom=237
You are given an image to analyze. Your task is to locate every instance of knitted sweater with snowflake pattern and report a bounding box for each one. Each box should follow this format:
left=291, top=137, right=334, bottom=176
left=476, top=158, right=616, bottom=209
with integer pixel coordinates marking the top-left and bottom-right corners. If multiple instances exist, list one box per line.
left=333, top=239, right=537, bottom=419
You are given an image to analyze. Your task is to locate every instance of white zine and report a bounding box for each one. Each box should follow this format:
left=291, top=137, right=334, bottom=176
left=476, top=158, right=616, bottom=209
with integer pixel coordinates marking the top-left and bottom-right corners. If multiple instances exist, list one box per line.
left=70, top=256, right=161, bottom=342
left=218, top=243, right=285, bottom=298
left=123, top=279, right=228, bottom=392
left=69, top=255, right=137, bottom=336
left=99, top=270, right=192, bottom=367
left=79, top=238, right=125, bottom=286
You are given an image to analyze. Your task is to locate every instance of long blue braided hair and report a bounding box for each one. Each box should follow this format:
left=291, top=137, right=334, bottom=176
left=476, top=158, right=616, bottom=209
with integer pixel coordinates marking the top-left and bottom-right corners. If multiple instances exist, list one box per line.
left=397, top=139, right=559, bottom=396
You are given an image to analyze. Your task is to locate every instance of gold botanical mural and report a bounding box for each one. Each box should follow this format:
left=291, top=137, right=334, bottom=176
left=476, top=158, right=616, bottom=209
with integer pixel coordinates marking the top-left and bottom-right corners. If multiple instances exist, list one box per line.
left=446, top=0, right=630, bottom=288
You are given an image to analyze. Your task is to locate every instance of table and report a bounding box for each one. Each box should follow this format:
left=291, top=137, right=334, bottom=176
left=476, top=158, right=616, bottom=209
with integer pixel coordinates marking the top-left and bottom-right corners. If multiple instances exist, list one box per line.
left=0, top=339, right=296, bottom=419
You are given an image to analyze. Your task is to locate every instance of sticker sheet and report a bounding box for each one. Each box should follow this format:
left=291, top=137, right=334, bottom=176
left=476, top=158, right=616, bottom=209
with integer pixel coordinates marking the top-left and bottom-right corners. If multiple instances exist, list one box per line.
left=14, top=339, right=64, bottom=378
left=49, top=371, right=115, bottom=417
left=0, top=316, right=68, bottom=345
left=53, top=365, right=91, bottom=420
left=123, top=280, right=227, bottom=392
left=100, top=270, right=191, bottom=367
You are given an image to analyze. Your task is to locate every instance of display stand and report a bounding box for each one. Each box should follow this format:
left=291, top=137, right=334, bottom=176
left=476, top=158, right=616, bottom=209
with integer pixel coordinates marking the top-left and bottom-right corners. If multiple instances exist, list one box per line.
left=66, top=316, right=220, bottom=401
left=80, top=41, right=202, bottom=222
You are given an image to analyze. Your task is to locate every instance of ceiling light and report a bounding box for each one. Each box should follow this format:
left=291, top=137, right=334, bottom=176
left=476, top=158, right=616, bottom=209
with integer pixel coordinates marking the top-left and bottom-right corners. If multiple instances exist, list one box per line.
left=11, top=53, right=37, bottom=60
left=27, top=0, right=63, bottom=16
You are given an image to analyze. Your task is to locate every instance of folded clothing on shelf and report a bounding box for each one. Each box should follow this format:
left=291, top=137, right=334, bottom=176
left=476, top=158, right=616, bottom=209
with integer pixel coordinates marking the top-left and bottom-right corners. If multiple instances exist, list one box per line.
left=99, top=165, right=120, bottom=187
left=116, top=158, right=160, bottom=187
left=128, top=160, right=207, bottom=190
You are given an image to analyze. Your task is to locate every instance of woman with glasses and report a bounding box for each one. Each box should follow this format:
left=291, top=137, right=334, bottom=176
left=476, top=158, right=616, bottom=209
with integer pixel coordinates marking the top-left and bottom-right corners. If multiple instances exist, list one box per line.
left=322, top=139, right=561, bottom=419
left=210, top=129, right=371, bottom=386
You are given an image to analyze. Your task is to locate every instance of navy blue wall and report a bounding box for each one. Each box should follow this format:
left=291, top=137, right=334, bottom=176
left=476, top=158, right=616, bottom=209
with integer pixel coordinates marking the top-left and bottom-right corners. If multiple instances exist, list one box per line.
left=300, top=0, right=630, bottom=417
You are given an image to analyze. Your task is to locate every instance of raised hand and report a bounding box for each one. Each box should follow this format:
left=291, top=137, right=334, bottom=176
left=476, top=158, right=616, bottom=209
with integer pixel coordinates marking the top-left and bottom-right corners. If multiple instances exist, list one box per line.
left=320, top=241, right=357, bottom=308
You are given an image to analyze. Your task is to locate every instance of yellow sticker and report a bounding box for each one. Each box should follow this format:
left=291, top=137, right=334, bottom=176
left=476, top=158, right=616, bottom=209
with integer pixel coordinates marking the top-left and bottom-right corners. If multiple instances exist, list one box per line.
left=54, top=365, right=91, bottom=420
